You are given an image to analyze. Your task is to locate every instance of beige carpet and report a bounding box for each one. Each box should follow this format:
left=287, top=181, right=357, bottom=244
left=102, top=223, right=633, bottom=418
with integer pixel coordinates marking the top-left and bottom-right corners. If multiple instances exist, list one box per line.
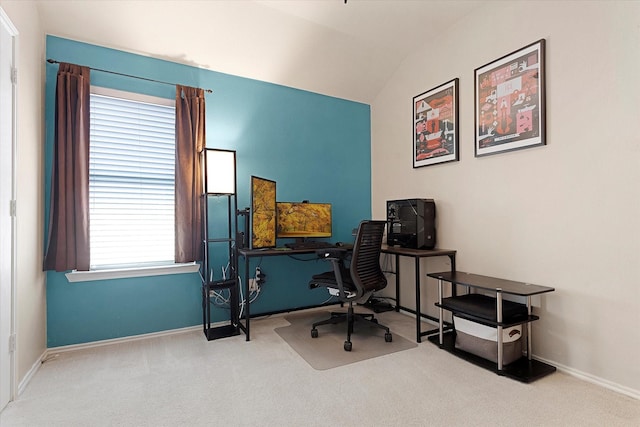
left=274, top=309, right=417, bottom=370
left=3, top=310, right=639, bottom=426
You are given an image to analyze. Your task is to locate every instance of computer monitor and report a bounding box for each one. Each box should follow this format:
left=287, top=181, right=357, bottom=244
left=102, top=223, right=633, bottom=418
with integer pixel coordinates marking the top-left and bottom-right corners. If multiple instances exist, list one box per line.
left=276, top=202, right=332, bottom=242
left=250, top=176, right=277, bottom=249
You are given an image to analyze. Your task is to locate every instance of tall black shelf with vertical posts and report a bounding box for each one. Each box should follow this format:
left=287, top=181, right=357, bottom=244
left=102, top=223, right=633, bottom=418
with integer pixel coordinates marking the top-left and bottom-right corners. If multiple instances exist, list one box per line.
left=201, top=148, right=241, bottom=341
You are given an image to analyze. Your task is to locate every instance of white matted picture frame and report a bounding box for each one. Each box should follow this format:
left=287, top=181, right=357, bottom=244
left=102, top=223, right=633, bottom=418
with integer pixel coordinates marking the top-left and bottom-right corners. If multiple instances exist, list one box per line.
left=413, top=78, right=459, bottom=168
left=474, top=39, right=546, bottom=157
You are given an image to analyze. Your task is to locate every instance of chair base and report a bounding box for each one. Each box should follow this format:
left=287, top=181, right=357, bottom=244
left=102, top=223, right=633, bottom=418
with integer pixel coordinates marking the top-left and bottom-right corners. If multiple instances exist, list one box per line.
left=311, top=303, right=393, bottom=351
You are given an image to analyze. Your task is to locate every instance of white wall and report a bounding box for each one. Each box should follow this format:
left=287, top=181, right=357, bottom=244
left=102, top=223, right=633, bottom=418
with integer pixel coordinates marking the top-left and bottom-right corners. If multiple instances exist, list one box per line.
left=372, top=0, right=639, bottom=396
left=1, top=0, right=638, bottom=398
left=0, top=0, right=46, bottom=387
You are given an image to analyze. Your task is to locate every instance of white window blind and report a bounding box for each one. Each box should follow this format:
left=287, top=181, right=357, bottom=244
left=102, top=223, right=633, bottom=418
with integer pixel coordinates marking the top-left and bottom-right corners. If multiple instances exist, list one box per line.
left=89, top=88, right=176, bottom=269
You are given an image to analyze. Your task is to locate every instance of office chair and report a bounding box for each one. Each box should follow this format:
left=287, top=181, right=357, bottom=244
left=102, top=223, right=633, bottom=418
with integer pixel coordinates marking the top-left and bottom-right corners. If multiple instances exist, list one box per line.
left=308, top=220, right=392, bottom=351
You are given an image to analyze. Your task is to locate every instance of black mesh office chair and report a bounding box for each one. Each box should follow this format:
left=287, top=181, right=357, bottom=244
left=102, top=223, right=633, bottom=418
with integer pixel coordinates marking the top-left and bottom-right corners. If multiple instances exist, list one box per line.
left=308, top=220, right=392, bottom=351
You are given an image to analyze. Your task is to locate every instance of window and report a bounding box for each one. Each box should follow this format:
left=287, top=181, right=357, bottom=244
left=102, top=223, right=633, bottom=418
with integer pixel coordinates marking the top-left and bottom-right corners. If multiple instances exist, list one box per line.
left=89, top=87, right=176, bottom=269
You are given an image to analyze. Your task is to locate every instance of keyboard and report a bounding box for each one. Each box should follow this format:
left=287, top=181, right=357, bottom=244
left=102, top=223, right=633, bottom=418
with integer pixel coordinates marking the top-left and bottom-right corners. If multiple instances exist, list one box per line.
left=284, top=241, right=334, bottom=250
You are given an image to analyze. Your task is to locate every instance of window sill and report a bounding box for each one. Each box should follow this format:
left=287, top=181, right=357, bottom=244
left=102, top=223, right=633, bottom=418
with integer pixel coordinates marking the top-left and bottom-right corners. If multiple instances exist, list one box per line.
left=65, top=262, right=200, bottom=283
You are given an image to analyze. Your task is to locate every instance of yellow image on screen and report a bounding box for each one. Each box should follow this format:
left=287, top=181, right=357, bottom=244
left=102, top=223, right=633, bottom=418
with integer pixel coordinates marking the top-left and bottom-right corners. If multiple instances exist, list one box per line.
left=276, top=202, right=332, bottom=238
left=251, top=176, right=276, bottom=248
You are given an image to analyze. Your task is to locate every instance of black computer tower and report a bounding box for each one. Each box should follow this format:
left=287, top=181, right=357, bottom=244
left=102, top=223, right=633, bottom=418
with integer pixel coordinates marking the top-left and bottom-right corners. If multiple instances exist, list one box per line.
left=386, top=199, right=436, bottom=249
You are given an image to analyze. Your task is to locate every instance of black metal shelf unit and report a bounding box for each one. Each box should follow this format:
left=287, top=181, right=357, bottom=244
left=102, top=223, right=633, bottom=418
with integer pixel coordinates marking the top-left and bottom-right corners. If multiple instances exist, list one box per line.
left=201, top=149, right=241, bottom=341
left=427, top=271, right=556, bottom=383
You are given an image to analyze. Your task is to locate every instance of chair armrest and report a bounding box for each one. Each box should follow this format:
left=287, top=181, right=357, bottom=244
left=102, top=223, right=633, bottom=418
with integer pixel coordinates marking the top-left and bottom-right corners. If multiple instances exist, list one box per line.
left=314, top=248, right=352, bottom=299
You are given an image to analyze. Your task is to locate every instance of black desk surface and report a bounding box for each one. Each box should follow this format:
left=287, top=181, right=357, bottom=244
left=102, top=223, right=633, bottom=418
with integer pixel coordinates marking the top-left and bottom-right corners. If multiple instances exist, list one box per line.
left=239, top=244, right=458, bottom=258
left=238, top=246, right=340, bottom=257
left=427, top=271, right=554, bottom=296
left=381, top=245, right=457, bottom=257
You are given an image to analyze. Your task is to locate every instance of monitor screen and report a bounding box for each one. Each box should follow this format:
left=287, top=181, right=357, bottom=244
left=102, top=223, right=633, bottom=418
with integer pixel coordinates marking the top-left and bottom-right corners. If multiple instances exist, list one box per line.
left=250, top=176, right=277, bottom=249
left=276, top=202, right=332, bottom=238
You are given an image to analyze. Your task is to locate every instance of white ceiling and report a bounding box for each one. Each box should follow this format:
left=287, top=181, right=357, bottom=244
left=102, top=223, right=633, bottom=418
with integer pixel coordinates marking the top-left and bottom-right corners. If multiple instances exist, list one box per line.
left=36, top=0, right=484, bottom=104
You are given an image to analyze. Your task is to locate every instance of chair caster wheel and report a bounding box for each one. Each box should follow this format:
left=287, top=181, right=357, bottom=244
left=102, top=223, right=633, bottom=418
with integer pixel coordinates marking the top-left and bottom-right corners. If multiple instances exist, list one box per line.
left=385, top=333, right=392, bottom=342
left=344, top=341, right=352, bottom=351
left=311, top=328, right=318, bottom=338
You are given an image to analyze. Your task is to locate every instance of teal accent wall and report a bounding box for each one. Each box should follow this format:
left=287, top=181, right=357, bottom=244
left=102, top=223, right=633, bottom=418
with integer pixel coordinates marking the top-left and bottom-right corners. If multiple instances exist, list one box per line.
left=45, top=36, right=372, bottom=347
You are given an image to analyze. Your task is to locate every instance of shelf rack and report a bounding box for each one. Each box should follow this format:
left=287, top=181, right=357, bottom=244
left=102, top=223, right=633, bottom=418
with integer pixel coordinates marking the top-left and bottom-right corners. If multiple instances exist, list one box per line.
left=201, top=148, right=241, bottom=341
left=427, top=271, right=556, bottom=382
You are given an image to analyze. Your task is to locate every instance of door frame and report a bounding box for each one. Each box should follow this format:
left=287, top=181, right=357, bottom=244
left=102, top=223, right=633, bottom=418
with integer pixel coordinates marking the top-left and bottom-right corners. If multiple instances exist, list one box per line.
left=0, top=6, right=18, bottom=410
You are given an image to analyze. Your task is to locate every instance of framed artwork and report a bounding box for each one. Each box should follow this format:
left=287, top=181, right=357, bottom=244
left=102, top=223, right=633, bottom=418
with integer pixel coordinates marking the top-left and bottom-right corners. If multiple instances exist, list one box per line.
left=413, top=78, right=459, bottom=168
left=474, top=39, right=546, bottom=157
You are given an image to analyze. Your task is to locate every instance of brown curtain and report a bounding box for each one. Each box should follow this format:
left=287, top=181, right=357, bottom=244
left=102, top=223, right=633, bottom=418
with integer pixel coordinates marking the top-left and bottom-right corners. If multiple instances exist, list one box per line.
left=175, top=85, right=206, bottom=263
left=43, top=63, right=91, bottom=272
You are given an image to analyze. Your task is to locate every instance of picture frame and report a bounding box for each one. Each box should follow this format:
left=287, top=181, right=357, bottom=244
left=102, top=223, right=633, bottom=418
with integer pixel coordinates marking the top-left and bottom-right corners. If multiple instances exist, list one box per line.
left=413, top=78, right=459, bottom=168
left=474, top=39, right=546, bottom=157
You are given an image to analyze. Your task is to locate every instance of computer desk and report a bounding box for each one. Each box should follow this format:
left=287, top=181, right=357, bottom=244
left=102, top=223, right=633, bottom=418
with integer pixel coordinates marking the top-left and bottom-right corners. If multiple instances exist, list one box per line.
left=381, top=245, right=457, bottom=343
left=237, top=244, right=456, bottom=343
left=237, top=246, right=329, bottom=341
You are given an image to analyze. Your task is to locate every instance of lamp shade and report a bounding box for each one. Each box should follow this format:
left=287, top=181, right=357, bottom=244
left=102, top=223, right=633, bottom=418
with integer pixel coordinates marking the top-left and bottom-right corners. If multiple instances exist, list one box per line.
left=205, top=148, right=236, bottom=194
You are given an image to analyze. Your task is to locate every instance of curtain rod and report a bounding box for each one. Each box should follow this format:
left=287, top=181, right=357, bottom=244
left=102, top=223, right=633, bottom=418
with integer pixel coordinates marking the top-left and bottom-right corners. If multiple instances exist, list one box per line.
left=46, top=59, right=213, bottom=94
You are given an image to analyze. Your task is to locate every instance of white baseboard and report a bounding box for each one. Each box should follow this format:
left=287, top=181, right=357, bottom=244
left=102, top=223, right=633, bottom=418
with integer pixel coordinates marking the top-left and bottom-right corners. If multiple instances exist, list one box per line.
left=46, top=324, right=203, bottom=354
left=535, top=355, right=639, bottom=401
left=17, top=349, right=47, bottom=397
